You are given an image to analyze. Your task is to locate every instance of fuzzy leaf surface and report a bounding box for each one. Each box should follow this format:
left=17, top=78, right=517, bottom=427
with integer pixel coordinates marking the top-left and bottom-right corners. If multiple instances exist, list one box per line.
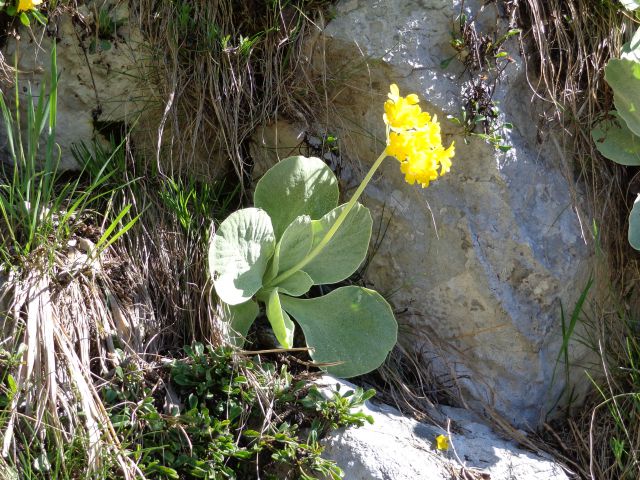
left=592, top=112, right=640, bottom=165
left=606, top=59, right=640, bottom=137
left=302, top=203, right=372, bottom=285
left=221, top=300, right=259, bottom=347
left=275, top=215, right=314, bottom=274
left=254, top=156, right=339, bottom=239
left=209, top=208, right=275, bottom=305
left=622, top=27, right=640, bottom=62
left=275, top=271, right=313, bottom=297
left=621, top=0, right=640, bottom=11
left=630, top=194, right=640, bottom=250
left=281, top=286, right=397, bottom=378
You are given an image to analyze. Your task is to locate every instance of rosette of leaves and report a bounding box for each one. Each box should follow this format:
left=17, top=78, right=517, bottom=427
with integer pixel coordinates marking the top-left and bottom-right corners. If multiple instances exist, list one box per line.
left=591, top=26, right=640, bottom=250
left=208, top=156, right=397, bottom=378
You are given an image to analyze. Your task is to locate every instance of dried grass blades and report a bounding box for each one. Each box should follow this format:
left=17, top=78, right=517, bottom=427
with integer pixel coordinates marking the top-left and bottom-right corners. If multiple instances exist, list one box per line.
left=0, top=243, right=142, bottom=476
left=136, top=0, right=329, bottom=182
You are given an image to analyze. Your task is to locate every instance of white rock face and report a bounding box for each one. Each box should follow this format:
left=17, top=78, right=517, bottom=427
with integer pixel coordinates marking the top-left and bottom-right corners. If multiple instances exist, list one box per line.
left=252, top=0, right=596, bottom=426
left=318, top=377, right=570, bottom=480
left=0, top=1, right=151, bottom=170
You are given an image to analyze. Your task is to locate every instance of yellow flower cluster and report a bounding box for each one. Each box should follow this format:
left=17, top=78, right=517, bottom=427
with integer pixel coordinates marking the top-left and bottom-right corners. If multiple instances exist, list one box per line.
left=435, top=434, right=450, bottom=451
left=17, top=0, right=42, bottom=12
left=384, top=84, right=454, bottom=188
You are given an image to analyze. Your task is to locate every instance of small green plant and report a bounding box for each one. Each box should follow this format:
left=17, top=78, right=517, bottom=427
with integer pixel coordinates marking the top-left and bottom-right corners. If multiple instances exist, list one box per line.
left=209, top=154, right=397, bottom=377
left=158, top=176, right=236, bottom=237
left=88, top=6, right=127, bottom=53
left=447, top=100, right=514, bottom=152
left=0, top=44, right=141, bottom=473
left=103, top=343, right=371, bottom=479
left=591, top=23, right=640, bottom=250
left=442, top=7, right=519, bottom=152
left=0, top=46, right=139, bottom=265
left=209, top=84, right=455, bottom=378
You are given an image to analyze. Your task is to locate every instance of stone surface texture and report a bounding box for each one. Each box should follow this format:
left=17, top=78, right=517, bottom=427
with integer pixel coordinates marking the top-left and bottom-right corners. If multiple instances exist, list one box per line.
left=318, top=377, right=570, bottom=480
left=251, top=0, right=596, bottom=427
left=1, top=1, right=152, bottom=170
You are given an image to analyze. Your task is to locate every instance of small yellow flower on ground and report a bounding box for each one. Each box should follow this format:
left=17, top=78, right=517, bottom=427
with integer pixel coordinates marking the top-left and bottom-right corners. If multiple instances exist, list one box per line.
left=17, top=0, right=43, bottom=12
left=435, top=434, right=450, bottom=451
left=383, top=83, right=454, bottom=188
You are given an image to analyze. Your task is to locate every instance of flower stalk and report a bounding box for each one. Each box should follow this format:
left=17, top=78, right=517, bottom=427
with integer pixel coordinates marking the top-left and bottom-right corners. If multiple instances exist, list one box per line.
left=269, top=149, right=389, bottom=286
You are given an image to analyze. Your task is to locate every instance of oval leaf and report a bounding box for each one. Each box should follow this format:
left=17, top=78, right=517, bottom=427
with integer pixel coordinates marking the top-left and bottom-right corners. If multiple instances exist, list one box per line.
left=266, top=289, right=295, bottom=348
left=254, top=156, right=339, bottom=238
left=629, top=194, right=640, bottom=250
left=591, top=112, right=640, bottom=165
left=621, top=0, right=640, bottom=11
left=302, top=203, right=372, bottom=285
left=606, top=59, right=640, bottom=138
left=622, top=27, right=640, bottom=62
left=221, top=300, right=259, bottom=347
left=281, top=286, right=397, bottom=378
left=275, top=271, right=313, bottom=297
left=209, top=208, right=275, bottom=305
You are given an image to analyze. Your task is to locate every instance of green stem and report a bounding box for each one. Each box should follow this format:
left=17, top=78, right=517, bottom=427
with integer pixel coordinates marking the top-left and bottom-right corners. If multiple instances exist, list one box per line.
left=270, top=149, right=389, bottom=286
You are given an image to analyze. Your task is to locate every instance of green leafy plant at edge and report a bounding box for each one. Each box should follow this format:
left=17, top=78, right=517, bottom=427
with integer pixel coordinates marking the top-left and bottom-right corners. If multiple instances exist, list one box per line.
left=210, top=83, right=456, bottom=378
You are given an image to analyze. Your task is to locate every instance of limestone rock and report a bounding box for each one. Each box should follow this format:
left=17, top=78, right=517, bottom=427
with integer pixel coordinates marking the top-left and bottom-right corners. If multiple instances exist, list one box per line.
left=251, top=0, right=597, bottom=427
left=318, top=377, right=570, bottom=480
left=0, top=1, right=153, bottom=170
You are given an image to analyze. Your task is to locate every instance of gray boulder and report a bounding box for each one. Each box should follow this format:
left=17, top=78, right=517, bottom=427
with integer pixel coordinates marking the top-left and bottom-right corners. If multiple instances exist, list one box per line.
left=252, top=0, right=597, bottom=427
left=318, top=377, right=570, bottom=480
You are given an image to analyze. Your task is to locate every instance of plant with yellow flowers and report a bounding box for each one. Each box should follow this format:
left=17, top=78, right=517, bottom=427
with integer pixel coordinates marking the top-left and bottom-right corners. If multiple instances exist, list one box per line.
left=209, top=84, right=454, bottom=377
left=2, top=0, right=46, bottom=26
left=435, top=434, right=450, bottom=451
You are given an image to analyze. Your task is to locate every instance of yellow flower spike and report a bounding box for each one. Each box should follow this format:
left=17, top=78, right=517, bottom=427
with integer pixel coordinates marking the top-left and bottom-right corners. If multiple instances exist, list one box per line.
left=435, top=434, right=450, bottom=451
left=17, top=0, right=42, bottom=12
left=383, top=84, right=454, bottom=188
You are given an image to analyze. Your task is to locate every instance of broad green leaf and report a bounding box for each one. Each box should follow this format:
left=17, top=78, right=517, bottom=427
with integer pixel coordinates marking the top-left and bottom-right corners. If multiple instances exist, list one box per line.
left=629, top=194, right=640, bottom=250
left=276, top=215, right=313, bottom=273
left=266, top=289, right=295, bottom=348
left=276, top=271, right=313, bottom=296
left=621, top=0, right=640, bottom=11
left=302, top=203, right=372, bottom=285
left=606, top=59, right=640, bottom=137
left=221, top=300, right=259, bottom=347
left=254, top=156, right=339, bottom=238
left=209, top=208, right=275, bottom=305
left=281, top=286, right=397, bottom=378
left=591, top=112, right=640, bottom=165
left=622, top=27, right=640, bottom=62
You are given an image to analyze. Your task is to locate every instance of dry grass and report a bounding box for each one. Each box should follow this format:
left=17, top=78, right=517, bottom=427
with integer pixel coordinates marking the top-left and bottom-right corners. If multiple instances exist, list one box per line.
left=135, top=0, right=331, bottom=184
left=0, top=1, right=337, bottom=476
left=518, top=0, right=636, bottom=276
left=0, top=224, right=147, bottom=477
left=511, top=1, right=640, bottom=478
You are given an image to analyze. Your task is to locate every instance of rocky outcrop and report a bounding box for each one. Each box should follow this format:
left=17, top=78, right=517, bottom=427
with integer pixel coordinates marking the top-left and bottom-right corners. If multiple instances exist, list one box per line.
left=317, top=377, right=570, bottom=480
left=0, top=1, right=151, bottom=170
left=252, top=0, right=597, bottom=426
